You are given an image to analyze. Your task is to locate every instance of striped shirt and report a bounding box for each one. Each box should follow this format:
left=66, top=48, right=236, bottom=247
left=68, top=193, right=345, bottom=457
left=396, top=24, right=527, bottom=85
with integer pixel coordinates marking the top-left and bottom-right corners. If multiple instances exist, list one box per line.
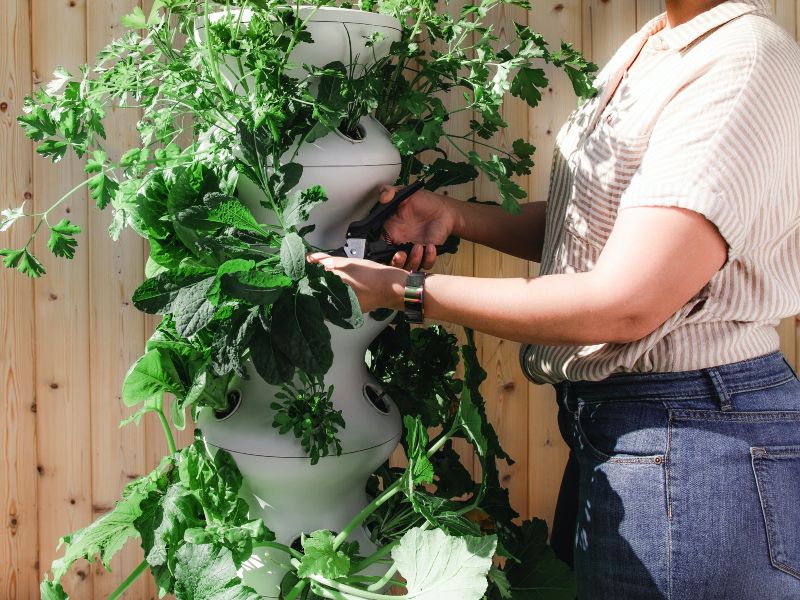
left=521, top=0, right=800, bottom=384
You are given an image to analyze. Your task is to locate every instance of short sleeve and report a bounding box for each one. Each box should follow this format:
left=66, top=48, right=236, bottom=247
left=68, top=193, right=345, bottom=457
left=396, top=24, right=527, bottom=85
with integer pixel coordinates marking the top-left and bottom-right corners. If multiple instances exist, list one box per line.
left=619, top=44, right=786, bottom=260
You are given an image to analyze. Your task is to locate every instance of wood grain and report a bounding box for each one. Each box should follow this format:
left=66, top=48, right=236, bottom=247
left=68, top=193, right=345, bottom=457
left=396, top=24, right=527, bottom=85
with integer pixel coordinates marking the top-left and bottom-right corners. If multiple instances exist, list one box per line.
left=1, top=1, right=798, bottom=597
left=0, top=1, right=39, bottom=597
left=85, top=0, right=150, bottom=596
left=30, top=0, right=94, bottom=596
left=472, top=2, right=531, bottom=520
left=636, top=0, right=666, bottom=28
left=525, top=0, right=582, bottom=528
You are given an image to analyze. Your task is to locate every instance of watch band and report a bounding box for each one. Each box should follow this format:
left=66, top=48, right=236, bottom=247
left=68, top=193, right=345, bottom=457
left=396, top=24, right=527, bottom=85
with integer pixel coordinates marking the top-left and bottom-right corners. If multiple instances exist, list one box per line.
left=403, top=271, right=426, bottom=324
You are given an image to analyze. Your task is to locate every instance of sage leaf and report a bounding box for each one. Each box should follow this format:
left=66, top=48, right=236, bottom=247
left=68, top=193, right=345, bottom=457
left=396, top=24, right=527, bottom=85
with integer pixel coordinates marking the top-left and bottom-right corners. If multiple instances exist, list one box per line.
left=280, top=232, right=306, bottom=281
left=271, top=291, right=332, bottom=376
left=172, top=277, right=217, bottom=337
left=284, top=185, right=327, bottom=229
left=391, top=527, right=497, bottom=600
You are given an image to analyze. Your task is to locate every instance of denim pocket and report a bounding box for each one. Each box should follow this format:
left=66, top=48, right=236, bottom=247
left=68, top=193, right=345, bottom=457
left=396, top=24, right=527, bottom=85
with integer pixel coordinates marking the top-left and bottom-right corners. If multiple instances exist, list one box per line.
left=574, top=401, right=667, bottom=464
left=751, top=445, right=800, bottom=580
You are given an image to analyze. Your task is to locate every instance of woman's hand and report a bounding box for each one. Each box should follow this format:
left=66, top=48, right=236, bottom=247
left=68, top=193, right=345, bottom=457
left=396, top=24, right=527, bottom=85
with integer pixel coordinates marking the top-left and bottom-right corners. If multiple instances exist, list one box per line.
left=307, top=252, right=407, bottom=313
left=379, top=185, right=458, bottom=271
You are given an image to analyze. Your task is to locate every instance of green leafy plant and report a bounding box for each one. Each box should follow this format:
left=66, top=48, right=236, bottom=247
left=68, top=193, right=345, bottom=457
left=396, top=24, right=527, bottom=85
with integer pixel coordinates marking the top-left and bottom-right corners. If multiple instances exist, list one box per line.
left=6, top=0, right=597, bottom=598
left=272, top=372, right=345, bottom=465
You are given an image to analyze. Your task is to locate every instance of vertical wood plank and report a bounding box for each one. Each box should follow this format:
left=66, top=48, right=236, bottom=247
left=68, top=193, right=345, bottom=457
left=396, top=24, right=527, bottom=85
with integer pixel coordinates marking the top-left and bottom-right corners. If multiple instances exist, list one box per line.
left=30, top=0, right=94, bottom=596
left=85, top=0, right=150, bottom=596
left=472, top=3, right=531, bottom=519
left=582, top=0, right=637, bottom=65
left=771, top=0, right=797, bottom=37
left=778, top=317, right=797, bottom=370
left=636, top=0, right=665, bottom=28
left=0, top=0, right=40, bottom=596
left=525, top=0, right=582, bottom=527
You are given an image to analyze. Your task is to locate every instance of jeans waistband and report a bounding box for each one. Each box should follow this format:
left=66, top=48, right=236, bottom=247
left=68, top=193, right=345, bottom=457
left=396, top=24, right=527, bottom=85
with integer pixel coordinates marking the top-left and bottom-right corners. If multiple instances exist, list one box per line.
left=554, top=351, right=797, bottom=412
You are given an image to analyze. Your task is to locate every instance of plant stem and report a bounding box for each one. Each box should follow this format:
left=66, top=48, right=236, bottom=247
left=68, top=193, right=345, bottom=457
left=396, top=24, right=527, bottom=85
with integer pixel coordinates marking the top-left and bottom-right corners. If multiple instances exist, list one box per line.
left=156, top=401, right=177, bottom=455
left=332, top=480, right=402, bottom=551
left=284, top=579, right=309, bottom=600
left=107, top=558, right=148, bottom=600
left=351, top=540, right=398, bottom=575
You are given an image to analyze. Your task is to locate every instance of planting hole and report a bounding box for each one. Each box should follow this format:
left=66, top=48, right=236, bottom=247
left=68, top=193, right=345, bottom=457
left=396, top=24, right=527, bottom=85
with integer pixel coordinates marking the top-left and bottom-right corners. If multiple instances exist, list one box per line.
left=337, top=122, right=366, bottom=142
left=214, top=390, right=242, bottom=421
left=363, top=384, right=390, bottom=415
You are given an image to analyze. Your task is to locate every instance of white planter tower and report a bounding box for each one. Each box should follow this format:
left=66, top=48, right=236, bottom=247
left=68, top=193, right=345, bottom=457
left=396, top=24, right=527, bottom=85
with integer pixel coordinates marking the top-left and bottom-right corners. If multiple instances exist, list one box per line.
left=196, top=8, right=404, bottom=597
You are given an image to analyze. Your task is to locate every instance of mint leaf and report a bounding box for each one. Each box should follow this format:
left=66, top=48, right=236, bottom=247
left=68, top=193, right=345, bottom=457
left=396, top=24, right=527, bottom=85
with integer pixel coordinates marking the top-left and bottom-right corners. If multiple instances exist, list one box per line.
left=47, top=218, right=81, bottom=259
left=298, top=530, right=351, bottom=580
left=280, top=232, right=306, bottom=281
left=391, top=528, right=497, bottom=600
left=122, top=348, right=184, bottom=406
left=208, top=198, right=268, bottom=235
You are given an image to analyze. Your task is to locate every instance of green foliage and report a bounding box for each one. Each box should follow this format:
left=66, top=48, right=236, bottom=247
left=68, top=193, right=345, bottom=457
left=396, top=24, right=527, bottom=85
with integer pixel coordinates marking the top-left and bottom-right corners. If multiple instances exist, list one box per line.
left=19, top=1, right=589, bottom=597
left=271, top=372, right=345, bottom=465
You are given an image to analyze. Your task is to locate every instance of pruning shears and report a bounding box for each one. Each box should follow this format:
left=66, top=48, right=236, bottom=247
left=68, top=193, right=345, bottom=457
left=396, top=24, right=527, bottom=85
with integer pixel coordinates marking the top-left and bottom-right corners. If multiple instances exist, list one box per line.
left=330, top=179, right=460, bottom=264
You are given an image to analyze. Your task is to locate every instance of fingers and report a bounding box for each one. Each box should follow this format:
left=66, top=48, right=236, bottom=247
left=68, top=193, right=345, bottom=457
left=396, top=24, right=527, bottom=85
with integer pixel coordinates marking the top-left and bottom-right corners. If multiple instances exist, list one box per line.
left=391, top=250, right=407, bottom=269
left=421, top=244, right=437, bottom=270
left=379, top=185, right=401, bottom=204
left=403, top=244, right=425, bottom=271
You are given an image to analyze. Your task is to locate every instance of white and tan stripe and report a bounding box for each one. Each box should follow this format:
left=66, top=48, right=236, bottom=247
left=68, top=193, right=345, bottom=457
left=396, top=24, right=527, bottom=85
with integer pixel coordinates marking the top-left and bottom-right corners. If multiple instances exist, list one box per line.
left=522, top=0, right=800, bottom=384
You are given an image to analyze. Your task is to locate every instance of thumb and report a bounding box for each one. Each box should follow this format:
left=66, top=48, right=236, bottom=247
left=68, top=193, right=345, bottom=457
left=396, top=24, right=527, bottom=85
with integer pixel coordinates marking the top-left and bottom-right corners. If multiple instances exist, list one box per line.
left=379, top=185, right=401, bottom=204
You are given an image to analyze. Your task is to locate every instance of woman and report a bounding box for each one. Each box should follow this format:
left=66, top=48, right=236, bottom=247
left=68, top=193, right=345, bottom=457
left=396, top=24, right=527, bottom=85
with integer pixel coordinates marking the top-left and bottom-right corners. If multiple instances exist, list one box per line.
left=309, top=0, right=800, bottom=598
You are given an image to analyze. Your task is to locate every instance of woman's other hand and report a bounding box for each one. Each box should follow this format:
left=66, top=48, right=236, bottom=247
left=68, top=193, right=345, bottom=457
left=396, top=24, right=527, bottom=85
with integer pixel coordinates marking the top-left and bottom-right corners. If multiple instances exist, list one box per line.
left=379, top=185, right=458, bottom=271
left=307, top=252, right=406, bottom=313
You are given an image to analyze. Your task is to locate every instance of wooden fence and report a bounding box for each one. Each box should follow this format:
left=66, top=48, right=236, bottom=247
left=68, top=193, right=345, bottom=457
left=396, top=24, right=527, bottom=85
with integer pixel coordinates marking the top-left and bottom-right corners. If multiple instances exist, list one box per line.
left=1, top=1, right=798, bottom=598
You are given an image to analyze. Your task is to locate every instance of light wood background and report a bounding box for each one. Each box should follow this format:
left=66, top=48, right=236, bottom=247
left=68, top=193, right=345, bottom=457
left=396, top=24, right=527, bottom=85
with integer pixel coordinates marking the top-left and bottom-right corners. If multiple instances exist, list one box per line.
left=1, top=1, right=798, bottom=598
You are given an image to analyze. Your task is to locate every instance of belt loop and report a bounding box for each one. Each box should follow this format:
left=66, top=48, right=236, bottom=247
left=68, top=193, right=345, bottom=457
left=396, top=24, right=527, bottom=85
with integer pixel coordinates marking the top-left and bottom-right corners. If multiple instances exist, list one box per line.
left=559, top=380, right=572, bottom=412
left=706, top=367, right=733, bottom=411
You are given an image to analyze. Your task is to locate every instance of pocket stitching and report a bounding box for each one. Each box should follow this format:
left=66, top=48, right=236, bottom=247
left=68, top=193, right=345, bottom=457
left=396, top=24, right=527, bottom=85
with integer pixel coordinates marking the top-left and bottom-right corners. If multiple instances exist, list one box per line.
left=751, top=447, right=800, bottom=580
left=575, top=403, right=665, bottom=465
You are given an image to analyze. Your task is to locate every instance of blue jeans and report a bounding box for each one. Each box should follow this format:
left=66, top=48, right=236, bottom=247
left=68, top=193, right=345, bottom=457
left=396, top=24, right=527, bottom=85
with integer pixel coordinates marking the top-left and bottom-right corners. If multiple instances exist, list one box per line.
left=552, top=351, right=800, bottom=600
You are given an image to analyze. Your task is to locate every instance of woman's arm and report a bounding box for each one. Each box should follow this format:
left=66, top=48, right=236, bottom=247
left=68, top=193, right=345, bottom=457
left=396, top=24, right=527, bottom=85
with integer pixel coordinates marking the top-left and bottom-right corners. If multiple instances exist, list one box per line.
left=310, top=205, right=728, bottom=346
left=379, top=187, right=548, bottom=268
left=447, top=198, right=548, bottom=263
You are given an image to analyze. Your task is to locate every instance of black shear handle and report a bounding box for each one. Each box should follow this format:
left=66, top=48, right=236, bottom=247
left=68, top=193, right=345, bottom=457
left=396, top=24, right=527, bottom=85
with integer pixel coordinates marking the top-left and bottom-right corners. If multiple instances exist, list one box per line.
left=368, top=236, right=460, bottom=265
left=346, top=179, right=427, bottom=239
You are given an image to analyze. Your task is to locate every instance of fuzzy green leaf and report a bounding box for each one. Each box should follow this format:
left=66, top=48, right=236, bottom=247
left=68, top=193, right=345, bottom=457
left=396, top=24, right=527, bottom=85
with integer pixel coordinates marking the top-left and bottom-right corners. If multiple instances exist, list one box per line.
left=272, top=290, right=332, bottom=376
left=208, top=199, right=268, bottom=235
left=174, top=543, right=260, bottom=600
left=391, top=528, right=497, bottom=600
left=280, top=232, right=306, bottom=281
left=172, top=277, right=217, bottom=337
left=284, top=185, right=327, bottom=229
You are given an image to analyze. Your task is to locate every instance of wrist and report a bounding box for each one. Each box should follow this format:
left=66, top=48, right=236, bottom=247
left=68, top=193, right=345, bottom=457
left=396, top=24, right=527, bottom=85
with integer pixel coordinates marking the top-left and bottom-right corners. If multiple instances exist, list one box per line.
left=440, top=195, right=464, bottom=239
left=386, top=268, right=407, bottom=311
